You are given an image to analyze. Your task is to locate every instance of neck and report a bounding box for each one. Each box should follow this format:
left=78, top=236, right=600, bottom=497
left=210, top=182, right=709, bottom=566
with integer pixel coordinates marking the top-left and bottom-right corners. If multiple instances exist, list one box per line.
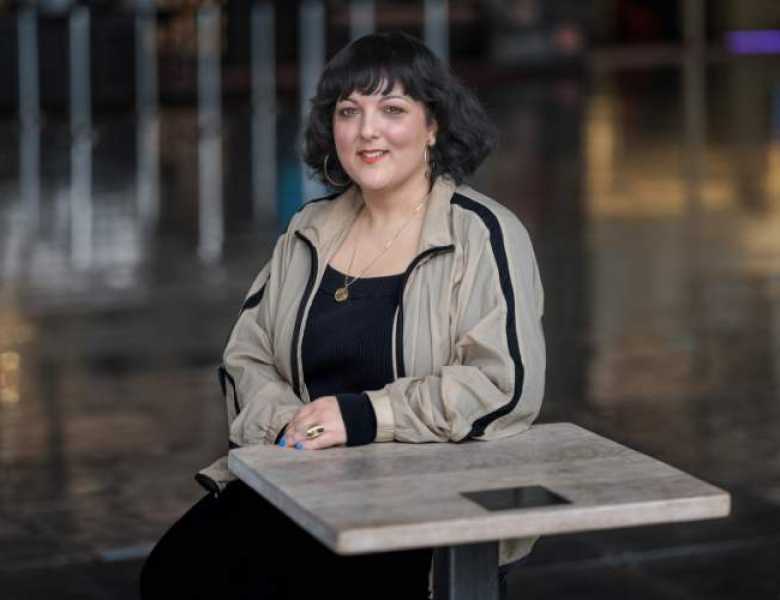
left=358, top=174, right=431, bottom=231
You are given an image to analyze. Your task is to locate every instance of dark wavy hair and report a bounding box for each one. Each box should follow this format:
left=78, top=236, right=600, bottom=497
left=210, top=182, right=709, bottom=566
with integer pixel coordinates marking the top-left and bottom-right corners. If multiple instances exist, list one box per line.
left=303, top=31, right=497, bottom=189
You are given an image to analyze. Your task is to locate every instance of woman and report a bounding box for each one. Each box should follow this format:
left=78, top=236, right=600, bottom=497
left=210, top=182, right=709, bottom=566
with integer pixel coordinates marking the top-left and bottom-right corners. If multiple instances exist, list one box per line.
left=140, top=31, right=545, bottom=600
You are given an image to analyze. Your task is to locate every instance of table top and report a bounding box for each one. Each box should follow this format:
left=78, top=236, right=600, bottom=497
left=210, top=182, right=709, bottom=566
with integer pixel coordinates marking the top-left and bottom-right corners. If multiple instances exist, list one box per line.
left=228, top=422, right=730, bottom=555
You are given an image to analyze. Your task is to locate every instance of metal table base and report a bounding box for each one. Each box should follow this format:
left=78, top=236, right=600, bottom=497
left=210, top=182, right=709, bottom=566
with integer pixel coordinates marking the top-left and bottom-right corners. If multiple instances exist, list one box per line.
left=433, top=542, right=499, bottom=600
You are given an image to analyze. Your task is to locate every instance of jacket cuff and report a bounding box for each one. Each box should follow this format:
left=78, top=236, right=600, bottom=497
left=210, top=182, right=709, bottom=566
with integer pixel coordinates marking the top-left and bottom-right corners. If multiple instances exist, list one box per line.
left=365, top=389, right=394, bottom=442
left=195, top=456, right=236, bottom=496
left=335, top=393, right=377, bottom=446
left=274, top=424, right=288, bottom=445
left=266, top=406, right=300, bottom=446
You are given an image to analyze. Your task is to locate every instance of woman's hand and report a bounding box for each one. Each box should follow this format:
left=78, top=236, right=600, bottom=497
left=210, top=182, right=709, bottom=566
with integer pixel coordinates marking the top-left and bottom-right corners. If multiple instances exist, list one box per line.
left=280, top=395, right=347, bottom=450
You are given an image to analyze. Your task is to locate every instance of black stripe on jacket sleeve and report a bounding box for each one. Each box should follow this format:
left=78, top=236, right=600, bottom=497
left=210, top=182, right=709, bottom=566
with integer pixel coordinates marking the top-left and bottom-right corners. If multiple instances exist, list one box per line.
left=274, top=424, right=288, bottom=445
left=241, top=283, right=266, bottom=313
left=220, top=278, right=267, bottom=416
left=219, top=277, right=267, bottom=405
left=218, top=364, right=240, bottom=416
left=451, top=194, right=525, bottom=439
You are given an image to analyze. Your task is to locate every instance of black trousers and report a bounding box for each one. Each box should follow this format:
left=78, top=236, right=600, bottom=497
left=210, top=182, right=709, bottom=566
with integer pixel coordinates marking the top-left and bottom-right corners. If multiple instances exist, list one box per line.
left=140, top=480, right=433, bottom=600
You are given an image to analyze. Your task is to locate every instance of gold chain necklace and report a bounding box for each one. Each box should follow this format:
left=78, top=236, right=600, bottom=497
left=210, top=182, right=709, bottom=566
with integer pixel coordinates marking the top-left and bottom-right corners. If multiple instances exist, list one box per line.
left=334, top=196, right=427, bottom=303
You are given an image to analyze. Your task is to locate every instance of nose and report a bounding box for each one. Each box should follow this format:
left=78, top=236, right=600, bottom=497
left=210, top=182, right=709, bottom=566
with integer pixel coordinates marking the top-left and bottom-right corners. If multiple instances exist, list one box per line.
left=359, top=110, right=379, bottom=140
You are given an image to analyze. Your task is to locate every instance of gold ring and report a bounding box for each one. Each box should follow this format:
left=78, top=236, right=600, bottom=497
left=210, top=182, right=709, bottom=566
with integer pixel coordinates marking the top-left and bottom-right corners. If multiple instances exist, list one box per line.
left=305, top=424, right=325, bottom=439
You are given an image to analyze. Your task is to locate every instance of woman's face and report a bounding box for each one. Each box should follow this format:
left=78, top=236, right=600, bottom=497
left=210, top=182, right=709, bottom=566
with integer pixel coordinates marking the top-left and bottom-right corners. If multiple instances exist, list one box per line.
left=332, top=82, right=437, bottom=197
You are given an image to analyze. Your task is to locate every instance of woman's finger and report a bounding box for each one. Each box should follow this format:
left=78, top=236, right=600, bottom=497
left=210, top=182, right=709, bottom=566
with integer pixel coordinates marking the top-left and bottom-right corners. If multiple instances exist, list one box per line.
left=279, top=417, right=301, bottom=448
left=294, top=430, right=341, bottom=451
left=280, top=397, right=341, bottom=448
left=290, top=422, right=323, bottom=447
left=282, top=405, right=314, bottom=446
left=282, top=418, right=319, bottom=447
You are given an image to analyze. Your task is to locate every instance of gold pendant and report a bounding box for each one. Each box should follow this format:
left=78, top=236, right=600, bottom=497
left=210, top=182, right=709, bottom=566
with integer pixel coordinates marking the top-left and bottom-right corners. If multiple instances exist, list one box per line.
left=334, top=287, right=349, bottom=302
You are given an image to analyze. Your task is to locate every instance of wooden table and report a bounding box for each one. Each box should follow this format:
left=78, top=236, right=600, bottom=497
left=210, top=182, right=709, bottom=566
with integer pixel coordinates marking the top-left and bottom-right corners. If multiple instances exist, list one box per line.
left=229, top=422, right=731, bottom=600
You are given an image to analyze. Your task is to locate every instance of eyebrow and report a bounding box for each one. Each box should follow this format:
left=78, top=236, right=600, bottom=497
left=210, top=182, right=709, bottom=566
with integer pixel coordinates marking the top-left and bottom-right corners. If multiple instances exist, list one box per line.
left=339, top=94, right=411, bottom=103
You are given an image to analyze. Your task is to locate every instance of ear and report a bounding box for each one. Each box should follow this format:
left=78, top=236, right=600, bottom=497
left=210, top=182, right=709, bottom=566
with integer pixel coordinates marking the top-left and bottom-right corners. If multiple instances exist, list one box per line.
left=425, top=108, right=439, bottom=146
left=427, top=117, right=438, bottom=146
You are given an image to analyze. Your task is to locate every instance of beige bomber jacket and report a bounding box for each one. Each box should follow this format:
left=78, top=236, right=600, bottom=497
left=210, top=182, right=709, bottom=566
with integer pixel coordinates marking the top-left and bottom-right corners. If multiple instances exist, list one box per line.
left=197, top=176, right=546, bottom=566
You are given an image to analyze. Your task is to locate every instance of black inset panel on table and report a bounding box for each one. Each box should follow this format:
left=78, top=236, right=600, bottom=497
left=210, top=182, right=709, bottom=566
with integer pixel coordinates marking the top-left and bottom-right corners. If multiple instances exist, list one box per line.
left=462, top=486, right=571, bottom=511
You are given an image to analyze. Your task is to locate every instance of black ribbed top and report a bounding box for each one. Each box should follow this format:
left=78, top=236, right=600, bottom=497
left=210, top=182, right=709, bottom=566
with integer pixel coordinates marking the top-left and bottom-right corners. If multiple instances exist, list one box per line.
left=300, top=263, right=403, bottom=446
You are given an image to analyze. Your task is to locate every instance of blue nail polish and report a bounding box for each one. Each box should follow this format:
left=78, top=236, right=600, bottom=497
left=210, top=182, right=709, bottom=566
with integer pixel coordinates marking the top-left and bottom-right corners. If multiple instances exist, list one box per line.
left=294, top=442, right=303, bottom=450
left=278, top=437, right=287, bottom=448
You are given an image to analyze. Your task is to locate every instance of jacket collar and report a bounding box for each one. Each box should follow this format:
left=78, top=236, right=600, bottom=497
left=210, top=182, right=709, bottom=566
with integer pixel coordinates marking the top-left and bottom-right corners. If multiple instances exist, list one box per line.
left=295, top=176, right=456, bottom=258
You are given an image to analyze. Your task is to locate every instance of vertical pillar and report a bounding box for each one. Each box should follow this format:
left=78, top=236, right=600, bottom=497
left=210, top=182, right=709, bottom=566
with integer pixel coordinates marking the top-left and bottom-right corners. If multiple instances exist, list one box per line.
left=69, top=5, right=93, bottom=268
left=681, top=0, right=707, bottom=379
left=197, top=4, right=223, bottom=262
left=424, top=0, right=449, bottom=63
left=350, top=0, right=375, bottom=41
left=18, top=6, right=41, bottom=229
left=682, top=0, right=706, bottom=213
left=771, top=97, right=780, bottom=389
left=251, top=1, right=276, bottom=223
left=769, top=85, right=780, bottom=209
left=433, top=542, right=499, bottom=600
left=136, top=0, right=160, bottom=229
left=299, top=0, right=327, bottom=202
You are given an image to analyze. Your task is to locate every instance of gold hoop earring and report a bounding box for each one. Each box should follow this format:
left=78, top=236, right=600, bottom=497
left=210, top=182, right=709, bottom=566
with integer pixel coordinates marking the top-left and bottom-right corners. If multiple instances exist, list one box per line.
left=323, top=154, right=350, bottom=187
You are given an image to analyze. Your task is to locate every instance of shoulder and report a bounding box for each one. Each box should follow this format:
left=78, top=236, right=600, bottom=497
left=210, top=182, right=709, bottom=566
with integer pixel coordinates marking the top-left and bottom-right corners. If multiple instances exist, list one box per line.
left=449, top=187, right=543, bottom=310
left=284, top=191, right=341, bottom=232
left=449, top=185, right=533, bottom=250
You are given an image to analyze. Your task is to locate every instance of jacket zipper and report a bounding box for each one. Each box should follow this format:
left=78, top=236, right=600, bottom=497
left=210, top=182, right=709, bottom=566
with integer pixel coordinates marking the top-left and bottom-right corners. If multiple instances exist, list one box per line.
left=291, top=231, right=319, bottom=400
left=393, top=244, right=455, bottom=378
left=291, top=233, right=455, bottom=392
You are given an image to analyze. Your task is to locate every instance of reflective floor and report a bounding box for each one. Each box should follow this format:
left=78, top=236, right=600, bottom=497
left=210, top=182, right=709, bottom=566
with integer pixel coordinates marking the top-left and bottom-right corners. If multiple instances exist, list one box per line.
left=1, top=57, right=780, bottom=599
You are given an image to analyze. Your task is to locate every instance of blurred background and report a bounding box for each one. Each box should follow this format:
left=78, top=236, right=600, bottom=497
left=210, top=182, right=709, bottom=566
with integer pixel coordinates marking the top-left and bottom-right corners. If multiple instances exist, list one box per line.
left=0, top=1, right=779, bottom=598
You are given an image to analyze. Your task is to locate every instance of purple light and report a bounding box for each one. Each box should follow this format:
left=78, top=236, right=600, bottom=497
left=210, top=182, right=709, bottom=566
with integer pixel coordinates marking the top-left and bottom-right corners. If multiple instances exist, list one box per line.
left=727, top=30, right=780, bottom=55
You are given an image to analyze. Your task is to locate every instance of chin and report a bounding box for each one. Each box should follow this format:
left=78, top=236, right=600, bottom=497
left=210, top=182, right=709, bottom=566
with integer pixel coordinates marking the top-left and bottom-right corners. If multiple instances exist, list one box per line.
left=351, top=174, right=395, bottom=193
left=347, top=162, right=426, bottom=195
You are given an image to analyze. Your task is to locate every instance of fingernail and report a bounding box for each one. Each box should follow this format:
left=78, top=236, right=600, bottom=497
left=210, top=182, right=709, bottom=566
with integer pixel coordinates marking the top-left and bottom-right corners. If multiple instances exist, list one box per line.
left=278, top=437, right=287, bottom=448
left=294, top=442, right=303, bottom=450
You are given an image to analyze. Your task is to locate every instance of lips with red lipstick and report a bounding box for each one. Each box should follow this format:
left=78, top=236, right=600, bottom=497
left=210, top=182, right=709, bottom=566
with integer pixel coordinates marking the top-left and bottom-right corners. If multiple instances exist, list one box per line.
left=357, top=149, right=389, bottom=164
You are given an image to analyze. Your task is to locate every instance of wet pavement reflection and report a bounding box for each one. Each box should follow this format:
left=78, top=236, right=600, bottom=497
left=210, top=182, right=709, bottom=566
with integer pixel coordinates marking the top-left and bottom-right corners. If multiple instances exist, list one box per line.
left=1, top=57, right=780, bottom=599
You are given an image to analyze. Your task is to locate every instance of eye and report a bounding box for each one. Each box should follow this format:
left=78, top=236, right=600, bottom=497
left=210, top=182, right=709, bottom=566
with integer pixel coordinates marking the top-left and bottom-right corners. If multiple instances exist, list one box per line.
left=336, top=106, right=358, bottom=118
left=383, top=105, right=406, bottom=115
